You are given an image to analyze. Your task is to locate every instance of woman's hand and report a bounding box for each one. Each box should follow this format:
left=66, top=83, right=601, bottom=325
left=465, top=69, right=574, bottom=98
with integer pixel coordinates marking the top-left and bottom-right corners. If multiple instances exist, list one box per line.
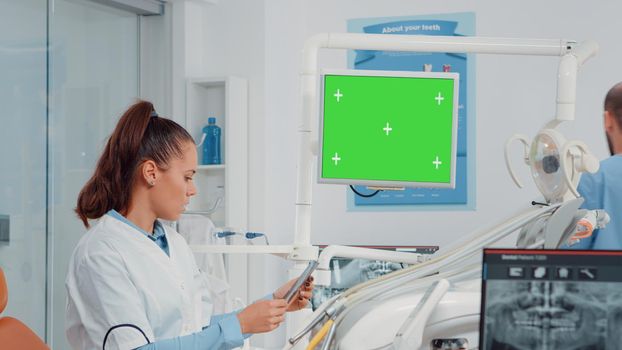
left=236, top=299, right=288, bottom=334
left=273, top=276, right=314, bottom=312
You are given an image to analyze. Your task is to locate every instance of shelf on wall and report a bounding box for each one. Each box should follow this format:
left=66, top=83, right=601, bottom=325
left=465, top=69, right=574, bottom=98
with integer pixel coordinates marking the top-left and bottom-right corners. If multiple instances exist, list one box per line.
left=197, top=164, right=226, bottom=170
left=189, top=77, right=227, bottom=88
left=185, top=75, right=248, bottom=303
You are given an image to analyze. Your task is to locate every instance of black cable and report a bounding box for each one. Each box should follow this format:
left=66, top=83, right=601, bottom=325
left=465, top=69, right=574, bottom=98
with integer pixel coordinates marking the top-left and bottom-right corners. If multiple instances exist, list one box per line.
left=349, top=185, right=381, bottom=198
left=103, top=324, right=151, bottom=349
left=531, top=201, right=550, bottom=206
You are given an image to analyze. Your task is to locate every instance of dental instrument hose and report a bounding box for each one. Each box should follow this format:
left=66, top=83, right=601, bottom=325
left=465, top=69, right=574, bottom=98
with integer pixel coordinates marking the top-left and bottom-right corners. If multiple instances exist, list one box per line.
left=327, top=263, right=482, bottom=349
left=331, top=205, right=559, bottom=320
left=339, top=204, right=559, bottom=299
left=306, top=319, right=334, bottom=350
left=287, top=295, right=342, bottom=347
left=320, top=321, right=337, bottom=350
left=322, top=266, right=478, bottom=350
left=291, top=204, right=558, bottom=346
left=301, top=204, right=559, bottom=342
left=288, top=204, right=560, bottom=348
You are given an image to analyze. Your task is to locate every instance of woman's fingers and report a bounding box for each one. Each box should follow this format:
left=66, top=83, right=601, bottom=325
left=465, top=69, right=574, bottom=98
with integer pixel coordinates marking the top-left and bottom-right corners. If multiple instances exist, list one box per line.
left=271, top=299, right=288, bottom=308
left=238, top=299, right=291, bottom=334
left=271, top=315, right=285, bottom=324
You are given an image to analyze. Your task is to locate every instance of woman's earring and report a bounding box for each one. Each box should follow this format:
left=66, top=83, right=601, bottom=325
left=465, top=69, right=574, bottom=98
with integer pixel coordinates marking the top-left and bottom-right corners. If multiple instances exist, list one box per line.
left=149, top=181, right=155, bottom=187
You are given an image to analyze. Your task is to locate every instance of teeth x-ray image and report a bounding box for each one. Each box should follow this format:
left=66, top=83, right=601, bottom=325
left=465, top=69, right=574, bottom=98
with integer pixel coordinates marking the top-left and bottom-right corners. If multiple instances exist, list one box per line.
left=483, top=280, right=622, bottom=350
left=311, top=258, right=405, bottom=310
left=310, top=247, right=438, bottom=310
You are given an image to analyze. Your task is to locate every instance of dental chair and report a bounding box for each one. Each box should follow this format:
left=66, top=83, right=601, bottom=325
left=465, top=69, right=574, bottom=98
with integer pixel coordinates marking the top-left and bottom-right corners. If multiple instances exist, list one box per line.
left=0, top=267, right=49, bottom=349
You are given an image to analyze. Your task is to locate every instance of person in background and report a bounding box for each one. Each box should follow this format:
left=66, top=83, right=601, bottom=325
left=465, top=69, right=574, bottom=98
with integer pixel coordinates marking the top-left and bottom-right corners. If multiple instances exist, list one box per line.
left=573, top=82, right=622, bottom=249
left=65, top=100, right=313, bottom=350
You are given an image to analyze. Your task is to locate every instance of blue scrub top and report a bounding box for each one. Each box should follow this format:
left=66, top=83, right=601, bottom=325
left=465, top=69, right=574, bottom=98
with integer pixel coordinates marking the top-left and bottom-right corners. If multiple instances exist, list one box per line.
left=572, top=155, right=622, bottom=249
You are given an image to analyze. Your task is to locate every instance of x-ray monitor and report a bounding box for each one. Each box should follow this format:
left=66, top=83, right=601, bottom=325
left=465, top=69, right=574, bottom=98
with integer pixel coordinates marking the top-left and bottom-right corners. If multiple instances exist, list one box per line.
left=318, top=69, right=459, bottom=188
left=480, top=249, right=622, bottom=350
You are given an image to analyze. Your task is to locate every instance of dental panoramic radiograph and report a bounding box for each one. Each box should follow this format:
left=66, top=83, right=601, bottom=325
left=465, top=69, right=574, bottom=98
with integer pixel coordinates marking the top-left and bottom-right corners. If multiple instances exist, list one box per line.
left=310, top=258, right=408, bottom=310
left=484, top=280, right=622, bottom=350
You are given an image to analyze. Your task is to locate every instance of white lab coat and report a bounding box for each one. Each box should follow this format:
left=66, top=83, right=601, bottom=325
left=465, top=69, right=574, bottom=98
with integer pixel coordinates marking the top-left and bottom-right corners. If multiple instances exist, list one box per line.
left=65, top=214, right=213, bottom=350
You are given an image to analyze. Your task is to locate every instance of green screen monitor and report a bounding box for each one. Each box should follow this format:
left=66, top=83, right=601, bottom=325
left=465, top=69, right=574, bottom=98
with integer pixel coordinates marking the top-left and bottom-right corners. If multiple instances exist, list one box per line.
left=318, top=69, right=459, bottom=189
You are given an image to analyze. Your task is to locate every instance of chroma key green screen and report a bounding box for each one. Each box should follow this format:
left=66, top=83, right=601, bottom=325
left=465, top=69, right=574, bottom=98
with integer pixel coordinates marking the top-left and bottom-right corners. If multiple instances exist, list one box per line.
left=319, top=70, right=458, bottom=188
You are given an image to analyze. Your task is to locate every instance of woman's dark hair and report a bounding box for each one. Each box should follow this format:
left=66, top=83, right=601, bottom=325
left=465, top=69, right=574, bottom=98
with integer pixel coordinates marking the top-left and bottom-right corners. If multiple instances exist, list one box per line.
left=75, top=100, right=194, bottom=227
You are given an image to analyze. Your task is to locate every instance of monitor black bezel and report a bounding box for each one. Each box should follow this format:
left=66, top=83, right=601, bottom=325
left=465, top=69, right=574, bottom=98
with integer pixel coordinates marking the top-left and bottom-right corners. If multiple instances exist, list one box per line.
left=479, top=248, right=622, bottom=349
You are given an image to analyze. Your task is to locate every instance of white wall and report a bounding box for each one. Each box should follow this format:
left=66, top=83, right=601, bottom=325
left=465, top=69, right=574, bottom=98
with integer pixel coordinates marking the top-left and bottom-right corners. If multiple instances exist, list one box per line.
left=200, top=0, right=622, bottom=347
left=264, top=0, right=617, bottom=247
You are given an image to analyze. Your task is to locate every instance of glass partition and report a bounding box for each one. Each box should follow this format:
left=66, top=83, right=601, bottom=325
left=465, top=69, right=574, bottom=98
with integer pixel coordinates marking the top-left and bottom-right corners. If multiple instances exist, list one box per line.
left=0, top=0, right=48, bottom=338
left=1, top=2, right=148, bottom=347
left=48, top=1, right=139, bottom=348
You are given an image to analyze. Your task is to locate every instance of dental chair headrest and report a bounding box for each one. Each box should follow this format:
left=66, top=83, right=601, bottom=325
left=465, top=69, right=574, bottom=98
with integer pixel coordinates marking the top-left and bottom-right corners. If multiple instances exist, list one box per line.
left=0, top=268, right=7, bottom=314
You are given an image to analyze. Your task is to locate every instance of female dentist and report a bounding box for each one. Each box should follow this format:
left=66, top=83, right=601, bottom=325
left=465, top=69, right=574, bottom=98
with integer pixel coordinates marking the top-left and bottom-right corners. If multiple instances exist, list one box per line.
left=65, top=100, right=313, bottom=350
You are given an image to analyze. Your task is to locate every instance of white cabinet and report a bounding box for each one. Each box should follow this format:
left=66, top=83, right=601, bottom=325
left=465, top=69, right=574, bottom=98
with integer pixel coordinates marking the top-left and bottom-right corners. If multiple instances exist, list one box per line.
left=185, top=76, right=248, bottom=231
left=185, top=76, right=249, bottom=303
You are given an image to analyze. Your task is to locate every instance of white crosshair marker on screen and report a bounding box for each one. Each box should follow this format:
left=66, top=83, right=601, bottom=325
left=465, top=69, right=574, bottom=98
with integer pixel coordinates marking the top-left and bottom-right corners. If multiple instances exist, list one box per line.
left=433, top=156, right=442, bottom=169
left=435, top=92, right=444, bottom=105
left=334, top=89, right=343, bottom=102
left=383, top=122, right=392, bottom=136
left=332, top=152, right=341, bottom=165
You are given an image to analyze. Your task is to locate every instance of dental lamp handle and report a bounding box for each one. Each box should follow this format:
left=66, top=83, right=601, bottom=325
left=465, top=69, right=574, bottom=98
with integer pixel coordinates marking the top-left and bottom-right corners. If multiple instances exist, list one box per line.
left=561, top=140, right=599, bottom=198
left=568, top=209, right=610, bottom=245
left=504, top=134, right=530, bottom=188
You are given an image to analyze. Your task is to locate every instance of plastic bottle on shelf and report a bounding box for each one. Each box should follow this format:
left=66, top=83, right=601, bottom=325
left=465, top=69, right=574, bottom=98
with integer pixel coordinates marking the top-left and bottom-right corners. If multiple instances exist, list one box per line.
left=202, top=117, right=222, bottom=165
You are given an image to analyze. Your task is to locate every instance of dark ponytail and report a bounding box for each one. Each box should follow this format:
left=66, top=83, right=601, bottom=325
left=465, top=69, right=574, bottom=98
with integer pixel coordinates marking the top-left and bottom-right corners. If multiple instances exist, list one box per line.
left=75, top=100, right=194, bottom=227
